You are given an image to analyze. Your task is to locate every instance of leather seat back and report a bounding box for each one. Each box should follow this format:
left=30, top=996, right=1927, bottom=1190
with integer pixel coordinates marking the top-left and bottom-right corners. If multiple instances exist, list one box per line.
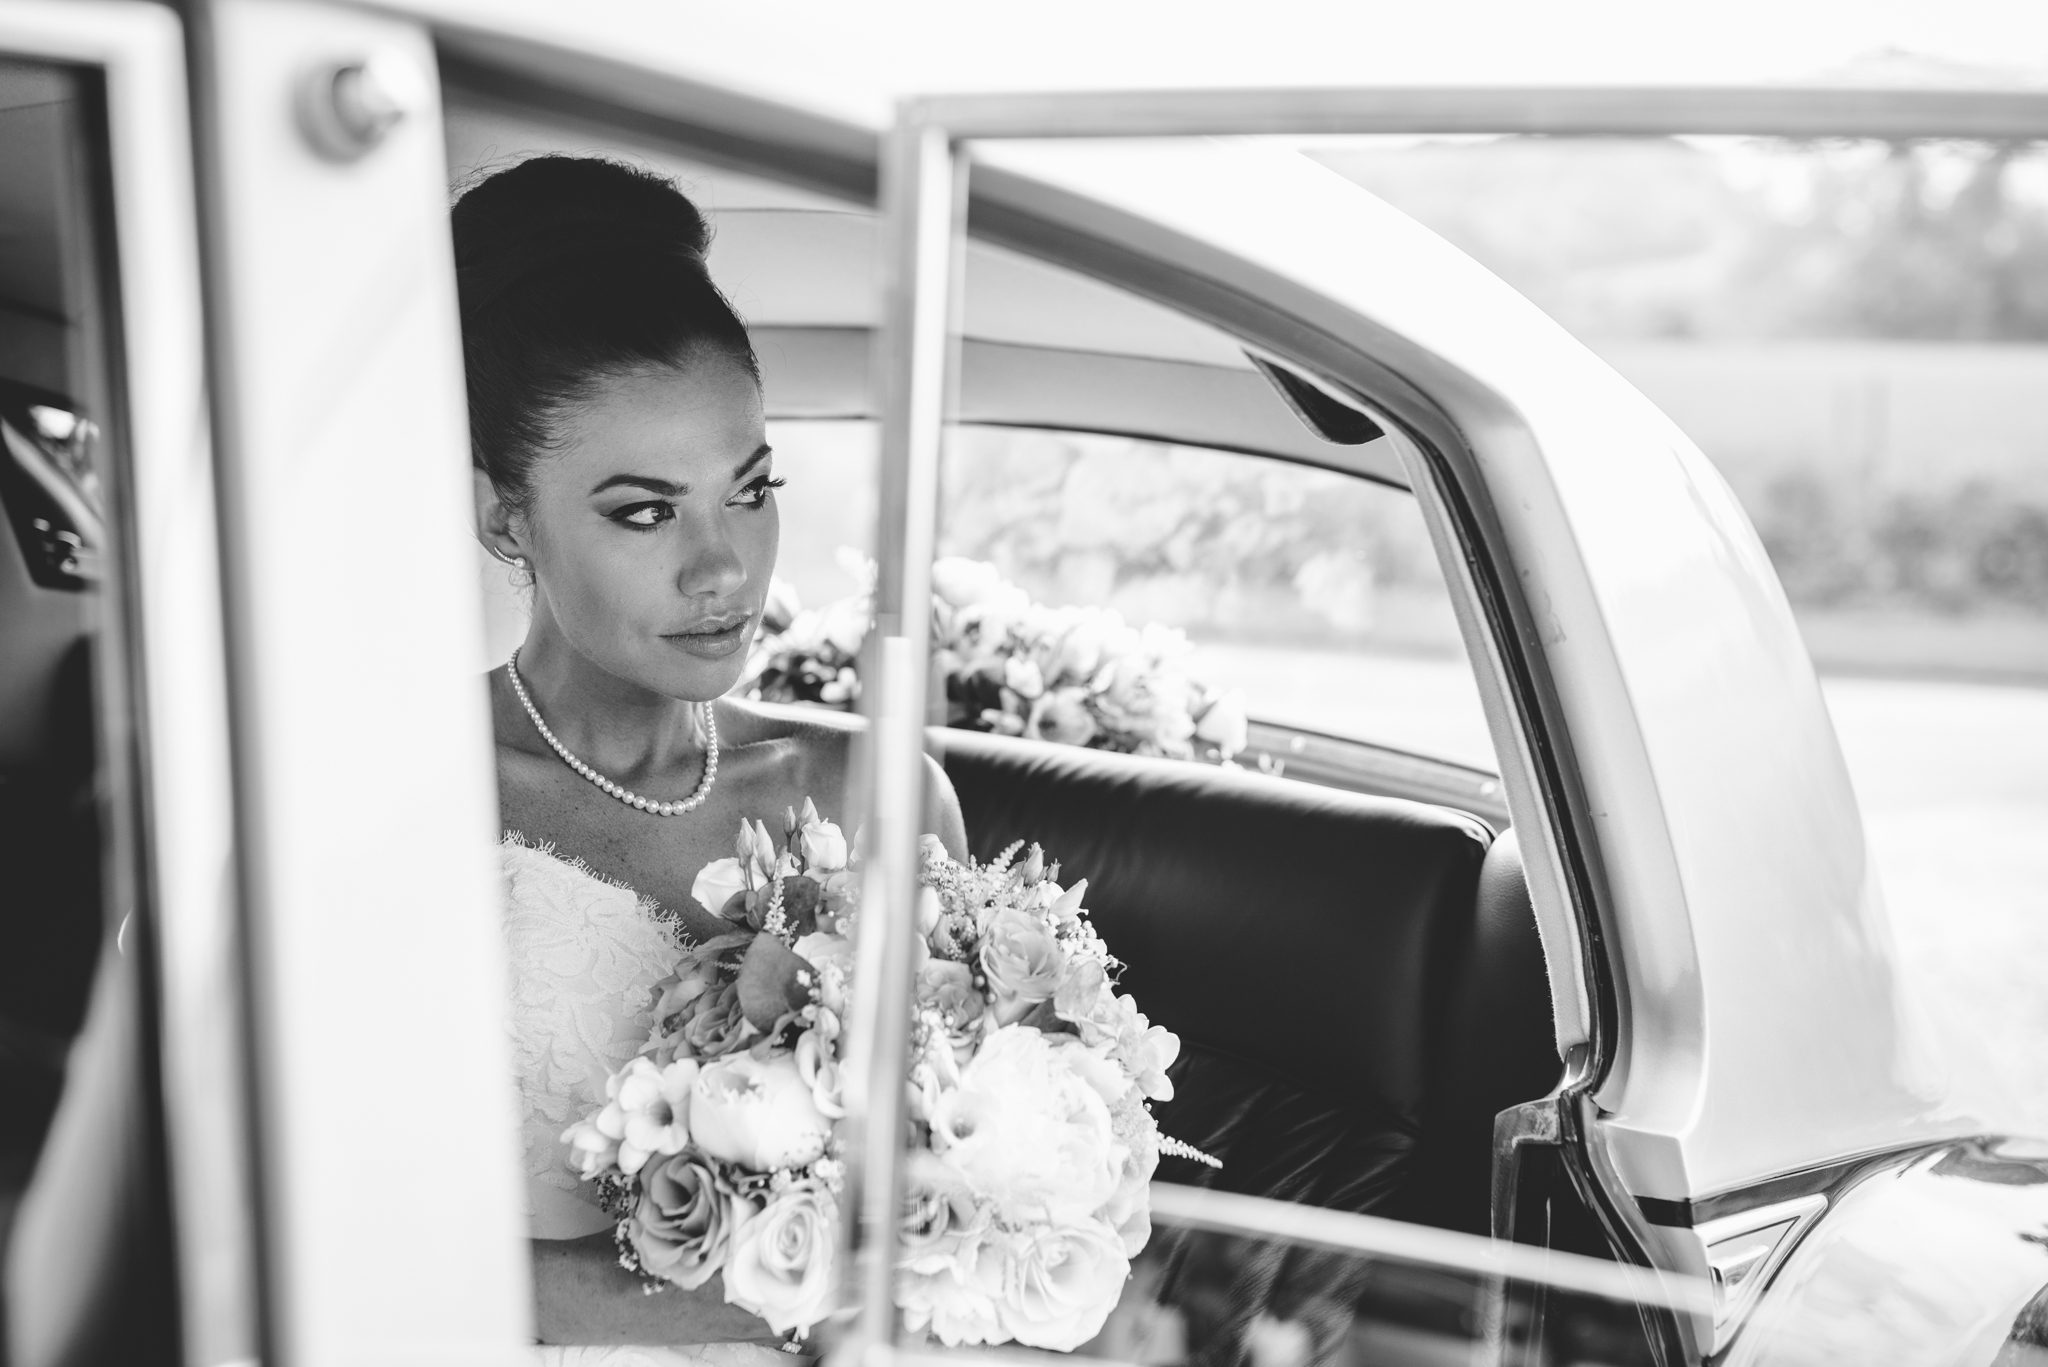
left=933, top=729, right=1518, bottom=1223
left=1393, top=828, right=1563, bottom=1234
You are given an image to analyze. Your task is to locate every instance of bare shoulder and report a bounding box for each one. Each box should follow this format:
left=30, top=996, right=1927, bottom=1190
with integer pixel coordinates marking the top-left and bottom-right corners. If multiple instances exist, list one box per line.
left=715, top=697, right=856, bottom=811
left=715, top=699, right=969, bottom=858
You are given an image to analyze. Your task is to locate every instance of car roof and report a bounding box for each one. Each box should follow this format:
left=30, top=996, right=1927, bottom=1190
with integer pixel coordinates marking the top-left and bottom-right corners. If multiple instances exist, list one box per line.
left=410, top=0, right=1970, bottom=1199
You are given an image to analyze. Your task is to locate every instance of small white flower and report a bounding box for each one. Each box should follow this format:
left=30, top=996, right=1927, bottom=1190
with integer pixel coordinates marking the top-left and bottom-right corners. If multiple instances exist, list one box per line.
left=560, top=1117, right=620, bottom=1180
left=596, top=1056, right=699, bottom=1177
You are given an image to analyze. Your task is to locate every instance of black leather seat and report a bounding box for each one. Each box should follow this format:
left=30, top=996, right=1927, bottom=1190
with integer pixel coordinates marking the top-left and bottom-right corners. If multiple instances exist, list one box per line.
left=932, top=730, right=1560, bottom=1234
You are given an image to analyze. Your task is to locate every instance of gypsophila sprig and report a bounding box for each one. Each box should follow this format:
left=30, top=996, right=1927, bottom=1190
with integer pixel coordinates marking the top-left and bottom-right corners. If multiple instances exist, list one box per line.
left=559, top=801, right=1211, bottom=1349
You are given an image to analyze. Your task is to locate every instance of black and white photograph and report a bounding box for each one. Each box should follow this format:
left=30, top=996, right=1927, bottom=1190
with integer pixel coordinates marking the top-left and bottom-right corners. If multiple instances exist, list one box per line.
left=2, top=2, right=2047, bottom=1364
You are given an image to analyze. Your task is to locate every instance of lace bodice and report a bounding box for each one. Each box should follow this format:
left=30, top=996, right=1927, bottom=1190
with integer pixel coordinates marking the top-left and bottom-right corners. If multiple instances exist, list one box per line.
left=500, top=835, right=687, bottom=1238
left=500, top=838, right=788, bottom=1367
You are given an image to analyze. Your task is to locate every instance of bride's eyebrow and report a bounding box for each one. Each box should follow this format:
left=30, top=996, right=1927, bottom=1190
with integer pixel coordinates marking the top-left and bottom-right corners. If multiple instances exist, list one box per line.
left=589, top=474, right=683, bottom=497
left=586, top=445, right=772, bottom=499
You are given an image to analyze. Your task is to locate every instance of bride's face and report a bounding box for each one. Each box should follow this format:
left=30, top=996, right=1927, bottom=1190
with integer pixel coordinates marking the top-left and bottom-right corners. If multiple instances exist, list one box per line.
left=519, top=352, right=777, bottom=701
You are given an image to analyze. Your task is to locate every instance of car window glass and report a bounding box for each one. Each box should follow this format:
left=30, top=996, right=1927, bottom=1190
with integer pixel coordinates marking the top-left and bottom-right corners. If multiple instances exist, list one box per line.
left=1311, top=129, right=2048, bottom=1137
left=760, top=419, right=1503, bottom=810
left=940, top=424, right=1494, bottom=769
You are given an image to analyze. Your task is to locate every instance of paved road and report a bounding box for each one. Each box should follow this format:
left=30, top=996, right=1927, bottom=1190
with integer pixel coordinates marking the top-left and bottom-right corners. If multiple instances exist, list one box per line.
left=1192, top=644, right=2048, bottom=1137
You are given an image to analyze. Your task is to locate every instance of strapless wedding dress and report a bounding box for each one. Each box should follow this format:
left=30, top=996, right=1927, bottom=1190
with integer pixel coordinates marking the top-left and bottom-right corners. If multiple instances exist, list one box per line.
left=501, top=834, right=790, bottom=1367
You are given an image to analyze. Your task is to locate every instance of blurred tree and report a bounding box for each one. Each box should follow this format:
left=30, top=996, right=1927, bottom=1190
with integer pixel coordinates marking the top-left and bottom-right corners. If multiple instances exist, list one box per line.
left=1317, top=133, right=2048, bottom=342
left=1732, top=139, right=2048, bottom=340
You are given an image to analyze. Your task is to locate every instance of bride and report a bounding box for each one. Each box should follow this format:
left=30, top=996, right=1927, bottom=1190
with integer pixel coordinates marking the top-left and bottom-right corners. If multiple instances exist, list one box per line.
left=457, top=155, right=968, bottom=1358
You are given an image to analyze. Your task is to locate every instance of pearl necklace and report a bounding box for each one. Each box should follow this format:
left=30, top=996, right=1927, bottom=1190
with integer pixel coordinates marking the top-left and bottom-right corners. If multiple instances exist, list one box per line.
left=506, top=650, right=719, bottom=817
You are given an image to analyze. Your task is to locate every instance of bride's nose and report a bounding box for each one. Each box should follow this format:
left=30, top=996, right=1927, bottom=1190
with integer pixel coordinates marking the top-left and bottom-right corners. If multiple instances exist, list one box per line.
left=676, top=521, right=747, bottom=598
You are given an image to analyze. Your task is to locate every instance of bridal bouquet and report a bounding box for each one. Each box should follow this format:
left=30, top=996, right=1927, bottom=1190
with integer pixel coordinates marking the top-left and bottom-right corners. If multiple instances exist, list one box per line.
left=559, top=802, right=1196, bottom=1349
left=747, top=557, right=1251, bottom=766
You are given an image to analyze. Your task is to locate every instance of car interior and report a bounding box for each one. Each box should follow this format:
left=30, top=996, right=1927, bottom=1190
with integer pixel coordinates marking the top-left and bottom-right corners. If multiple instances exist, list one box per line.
left=0, top=59, right=111, bottom=1245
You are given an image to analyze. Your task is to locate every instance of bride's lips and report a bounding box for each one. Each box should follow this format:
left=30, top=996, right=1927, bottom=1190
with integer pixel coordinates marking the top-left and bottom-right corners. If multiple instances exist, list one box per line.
left=663, top=614, right=755, bottom=661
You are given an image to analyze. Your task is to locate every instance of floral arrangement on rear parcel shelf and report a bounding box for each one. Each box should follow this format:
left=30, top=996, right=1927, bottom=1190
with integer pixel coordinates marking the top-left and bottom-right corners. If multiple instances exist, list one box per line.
left=744, top=556, right=1252, bottom=767
left=560, top=800, right=1212, bottom=1349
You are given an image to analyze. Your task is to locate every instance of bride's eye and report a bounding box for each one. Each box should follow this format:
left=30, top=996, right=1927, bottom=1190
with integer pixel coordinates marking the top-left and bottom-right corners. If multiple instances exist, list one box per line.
left=612, top=502, right=674, bottom=529
left=729, top=475, right=786, bottom=509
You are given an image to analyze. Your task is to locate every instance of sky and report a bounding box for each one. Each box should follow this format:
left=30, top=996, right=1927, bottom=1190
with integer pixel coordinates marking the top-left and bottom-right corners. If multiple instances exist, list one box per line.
left=785, top=0, right=2048, bottom=98
left=442, top=0, right=2048, bottom=129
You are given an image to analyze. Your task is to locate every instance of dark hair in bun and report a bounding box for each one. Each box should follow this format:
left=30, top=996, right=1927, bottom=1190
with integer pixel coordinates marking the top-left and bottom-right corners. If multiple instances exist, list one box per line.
left=453, top=155, right=759, bottom=512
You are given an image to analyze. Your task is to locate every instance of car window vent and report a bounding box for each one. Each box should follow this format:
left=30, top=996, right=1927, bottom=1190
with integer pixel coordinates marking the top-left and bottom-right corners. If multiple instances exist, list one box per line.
left=1248, top=354, right=1383, bottom=446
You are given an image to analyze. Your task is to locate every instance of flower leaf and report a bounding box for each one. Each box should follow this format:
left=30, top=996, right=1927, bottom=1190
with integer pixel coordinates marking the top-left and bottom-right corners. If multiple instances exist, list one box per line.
left=737, top=934, right=814, bottom=1032
left=779, top=875, right=822, bottom=938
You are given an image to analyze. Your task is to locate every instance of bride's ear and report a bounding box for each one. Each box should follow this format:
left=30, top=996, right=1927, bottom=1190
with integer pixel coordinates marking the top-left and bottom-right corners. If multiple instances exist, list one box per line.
left=474, top=470, right=527, bottom=567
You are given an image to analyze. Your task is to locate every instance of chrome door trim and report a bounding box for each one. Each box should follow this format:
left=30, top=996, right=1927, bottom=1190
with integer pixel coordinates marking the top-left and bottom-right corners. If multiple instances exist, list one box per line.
left=838, top=111, right=959, bottom=1358
left=190, top=3, right=532, bottom=1360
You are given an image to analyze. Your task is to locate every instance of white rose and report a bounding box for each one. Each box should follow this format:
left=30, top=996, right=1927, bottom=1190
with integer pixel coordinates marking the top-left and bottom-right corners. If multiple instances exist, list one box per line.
left=818, top=595, right=871, bottom=657
left=690, top=857, right=749, bottom=921
left=997, top=1219, right=1132, bottom=1351
left=593, top=1057, right=699, bottom=1177
left=690, top=1052, right=832, bottom=1171
left=1194, top=690, right=1250, bottom=759
left=898, top=1202, right=1008, bottom=1347
left=927, top=1026, right=1123, bottom=1224
left=1003, top=654, right=1047, bottom=701
left=1049, top=617, right=1109, bottom=685
left=723, top=1178, right=838, bottom=1336
left=931, top=557, right=1009, bottom=609
left=799, top=817, right=849, bottom=873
